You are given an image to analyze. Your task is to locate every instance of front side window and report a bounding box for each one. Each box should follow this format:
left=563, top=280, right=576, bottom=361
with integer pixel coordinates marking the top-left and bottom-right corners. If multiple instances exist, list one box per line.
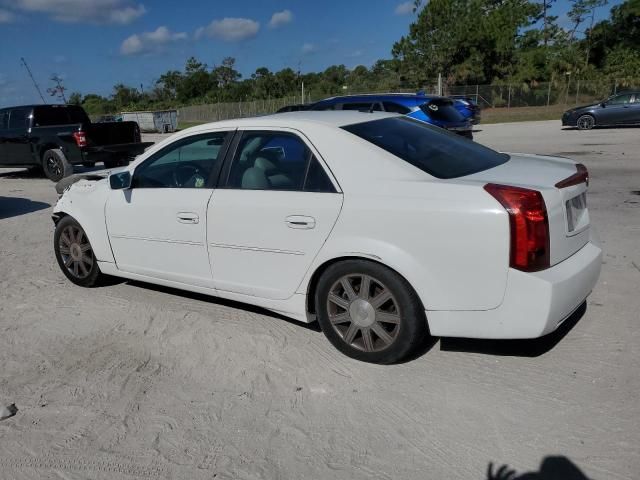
left=0, top=110, right=8, bottom=130
left=8, top=108, right=32, bottom=129
left=133, top=132, right=229, bottom=188
left=342, top=117, right=509, bottom=179
left=226, top=131, right=335, bottom=192
left=608, top=94, right=633, bottom=105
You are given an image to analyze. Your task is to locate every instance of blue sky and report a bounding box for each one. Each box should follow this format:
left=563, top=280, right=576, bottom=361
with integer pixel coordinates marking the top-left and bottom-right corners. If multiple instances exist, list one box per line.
left=0, top=0, right=623, bottom=107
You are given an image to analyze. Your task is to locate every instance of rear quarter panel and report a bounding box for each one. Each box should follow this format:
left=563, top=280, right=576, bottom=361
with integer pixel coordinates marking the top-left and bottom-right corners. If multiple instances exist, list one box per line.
left=302, top=181, right=509, bottom=311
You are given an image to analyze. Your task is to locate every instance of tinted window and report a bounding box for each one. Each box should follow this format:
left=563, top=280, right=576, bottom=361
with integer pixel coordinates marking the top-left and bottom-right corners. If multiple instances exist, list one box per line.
left=0, top=110, right=8, bottom=130
left=342, top=117, right=509, bottom=179
left=304, top=157, right=335, bottom=192
left=33, top=106, right=89, bottom=126
left=419, top=99, right=465, bottom=122
left=134, top=132, right=228, bottom=188
left=310, top=102, right=336, bottom=111
left=383, top=102, right=412, bottom=114
left=341, top=102, right=382, bottom=112
left=227, top=131, right=334, bottom=192
left=8, top=107, right=32, bottom=129
left=608, top=94, right=633, bottom=105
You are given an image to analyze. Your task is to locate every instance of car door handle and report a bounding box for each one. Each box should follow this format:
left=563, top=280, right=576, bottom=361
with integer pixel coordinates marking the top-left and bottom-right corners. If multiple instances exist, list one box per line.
left=177, top=212, right=199, bottom=224
left=286, top=215, right=316, bottom=229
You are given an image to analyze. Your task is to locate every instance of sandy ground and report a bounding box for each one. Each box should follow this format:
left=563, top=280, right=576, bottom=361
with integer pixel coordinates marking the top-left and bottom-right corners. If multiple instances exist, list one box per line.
left=0, top=121, right=638, bottom=480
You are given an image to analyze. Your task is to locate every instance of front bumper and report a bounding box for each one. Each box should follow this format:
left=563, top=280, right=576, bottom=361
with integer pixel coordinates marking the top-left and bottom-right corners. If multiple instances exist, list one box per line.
left=427, top=240, right=602, bottom=339
left=562, top=112, right=576, bottom=126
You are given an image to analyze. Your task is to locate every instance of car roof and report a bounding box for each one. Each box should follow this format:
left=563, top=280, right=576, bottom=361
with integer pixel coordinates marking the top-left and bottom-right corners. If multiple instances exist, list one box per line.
left=314, top=93, right=447, bottom=106
left=186, top=111, right=401, bottom=132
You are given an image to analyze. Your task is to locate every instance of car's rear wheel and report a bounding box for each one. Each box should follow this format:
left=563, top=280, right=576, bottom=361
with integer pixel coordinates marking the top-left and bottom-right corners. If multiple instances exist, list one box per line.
left=54, top=216, right=103, bottom=287
left=315, top=260, right=428, bottom=364
left=577, top=114, right=595, bottom=130
left=43, top=149, right=73, bottom=182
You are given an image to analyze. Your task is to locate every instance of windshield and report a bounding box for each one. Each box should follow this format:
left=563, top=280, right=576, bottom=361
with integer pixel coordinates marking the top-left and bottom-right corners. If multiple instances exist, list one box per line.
left=342, top=117, right=509, bottom=179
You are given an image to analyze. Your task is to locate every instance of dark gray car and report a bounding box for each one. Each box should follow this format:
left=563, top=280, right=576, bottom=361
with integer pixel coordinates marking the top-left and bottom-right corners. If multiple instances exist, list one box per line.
left=562, top=91, right=640, bottom=130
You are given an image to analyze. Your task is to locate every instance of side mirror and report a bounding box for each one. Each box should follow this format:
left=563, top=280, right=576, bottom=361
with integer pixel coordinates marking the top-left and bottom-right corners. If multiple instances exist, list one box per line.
left=600, top=102, right=606, bottom=108
left=109, top=171, right=132, bottom=190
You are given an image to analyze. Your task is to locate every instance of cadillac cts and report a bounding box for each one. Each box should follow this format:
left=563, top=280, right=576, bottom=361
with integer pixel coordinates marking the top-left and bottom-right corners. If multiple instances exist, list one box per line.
left=52, top=111, right=602, bottom=363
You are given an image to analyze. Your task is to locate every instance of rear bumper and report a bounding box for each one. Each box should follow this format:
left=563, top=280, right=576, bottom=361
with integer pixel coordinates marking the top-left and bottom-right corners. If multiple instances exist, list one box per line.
left=427, top=240, right=602, bottom=339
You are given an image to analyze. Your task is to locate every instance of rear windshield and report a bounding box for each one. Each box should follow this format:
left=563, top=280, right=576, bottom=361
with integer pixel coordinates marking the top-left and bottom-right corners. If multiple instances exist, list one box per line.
left=420, top=99, right=465, bottom=122
left=342, top=117, right=509, bottom=179
left=33, top=106, right=89, bottom=126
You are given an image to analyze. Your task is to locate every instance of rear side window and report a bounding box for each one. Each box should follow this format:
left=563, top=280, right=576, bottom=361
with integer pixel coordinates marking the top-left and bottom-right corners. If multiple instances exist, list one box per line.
left=383, top=102, right=411, bottom=114
left=33, top=106, right=89, bottom=126
left=342, top=117, right=509, bottom=179
left=420, top=99, right=464, bottom=122
left=0, top=110, right=8, bottom=130
left=226, top=131, right=335, bottom=192
left=8, top=107, right=32, bottom=129
left=340, top=102, right=383, bottom=112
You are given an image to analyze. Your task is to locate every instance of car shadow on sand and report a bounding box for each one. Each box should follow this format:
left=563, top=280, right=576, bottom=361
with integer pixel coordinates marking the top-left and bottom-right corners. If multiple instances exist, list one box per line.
left=439, top=301, right=587, bottom=357
left=0, top=196, right=51, bottom=219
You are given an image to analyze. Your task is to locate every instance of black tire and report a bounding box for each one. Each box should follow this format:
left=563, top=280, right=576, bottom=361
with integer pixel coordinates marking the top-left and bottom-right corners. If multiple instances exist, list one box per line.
left=576, top=114, right=595, bottom=130
left=42, top=149, right=73, bottom=182
left=315, top=259, right=428, bottom=364
left=54, top=216, right=104, bottom=287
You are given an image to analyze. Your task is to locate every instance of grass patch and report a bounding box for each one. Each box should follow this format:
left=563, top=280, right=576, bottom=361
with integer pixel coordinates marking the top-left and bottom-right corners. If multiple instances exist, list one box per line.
left=481, top=105, right=568, bottom=124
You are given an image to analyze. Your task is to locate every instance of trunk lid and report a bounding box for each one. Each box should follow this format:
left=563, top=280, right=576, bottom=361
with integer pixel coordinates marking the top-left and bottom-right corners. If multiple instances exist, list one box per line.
left=463, top=153, right=591, bottom=266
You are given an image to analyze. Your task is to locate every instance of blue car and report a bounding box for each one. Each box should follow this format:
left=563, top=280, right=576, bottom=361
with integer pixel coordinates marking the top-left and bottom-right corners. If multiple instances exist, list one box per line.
left=309, top=94, right=474, bottom=139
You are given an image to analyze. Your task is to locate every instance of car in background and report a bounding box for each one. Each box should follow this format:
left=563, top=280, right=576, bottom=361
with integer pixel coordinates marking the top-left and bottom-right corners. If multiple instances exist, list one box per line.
left=449, top=95, right=482, bottom=124
left=562, top=91, right=640, bottom=130
left=276, top=104, right=311, bottom=113
left=0, top=104, right=152, bottom=181
left=52, top=111, right=600, bottom=363
left=308, top=94, right=474, bottom=139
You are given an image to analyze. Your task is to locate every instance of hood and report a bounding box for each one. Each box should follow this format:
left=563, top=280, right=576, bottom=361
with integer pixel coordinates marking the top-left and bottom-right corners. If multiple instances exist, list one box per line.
left=567, top=102, right=601, bottom=113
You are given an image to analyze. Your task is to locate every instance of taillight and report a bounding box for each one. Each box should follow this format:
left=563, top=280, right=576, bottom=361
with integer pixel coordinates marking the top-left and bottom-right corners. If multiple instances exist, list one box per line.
left=484, top=183, right=550, bottom=272
left=555, top=163, right=589, bottom=188
left=73, top=131, right=87, bottom=147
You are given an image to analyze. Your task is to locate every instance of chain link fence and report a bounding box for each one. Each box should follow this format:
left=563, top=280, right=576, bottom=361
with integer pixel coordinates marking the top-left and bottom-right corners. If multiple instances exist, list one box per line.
left=176, top=78, right=640, bottom=124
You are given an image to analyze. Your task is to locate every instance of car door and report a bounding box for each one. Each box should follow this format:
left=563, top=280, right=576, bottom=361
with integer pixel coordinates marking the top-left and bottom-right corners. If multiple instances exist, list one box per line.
left=0, top=109, right=8, bottom=165
left=598, top=93, right=634, bottom=125
left=207, top=129, right=343, bottom=300
left=4, top=107, right=33, bottom=165
left=105, top=130, right=233, bottom=288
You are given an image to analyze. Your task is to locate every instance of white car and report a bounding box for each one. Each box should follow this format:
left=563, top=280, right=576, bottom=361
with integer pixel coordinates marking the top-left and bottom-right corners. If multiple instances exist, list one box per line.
left=52, top=111, right=602, bottom=363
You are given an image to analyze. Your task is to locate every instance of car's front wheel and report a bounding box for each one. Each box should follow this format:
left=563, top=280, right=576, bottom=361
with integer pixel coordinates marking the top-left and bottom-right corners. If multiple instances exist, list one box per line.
left=315, top=260, right=428, bottom=364
left=54, top=216, right=104, bottom=287
left=576, top=114, right=595, bottom=130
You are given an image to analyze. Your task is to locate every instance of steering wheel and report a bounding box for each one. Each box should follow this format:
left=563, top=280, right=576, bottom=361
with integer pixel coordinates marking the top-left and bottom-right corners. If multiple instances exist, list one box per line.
left=173, top=164, right=202, bottom=187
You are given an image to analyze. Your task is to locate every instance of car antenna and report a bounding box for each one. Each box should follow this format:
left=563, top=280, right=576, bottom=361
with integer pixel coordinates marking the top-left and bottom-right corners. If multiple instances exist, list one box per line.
left=20, top=57, right=47, bottom=104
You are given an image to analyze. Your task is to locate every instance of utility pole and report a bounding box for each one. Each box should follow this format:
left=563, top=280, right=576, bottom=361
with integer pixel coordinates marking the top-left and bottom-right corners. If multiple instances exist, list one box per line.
left=20, top=57, right=46, bottom=104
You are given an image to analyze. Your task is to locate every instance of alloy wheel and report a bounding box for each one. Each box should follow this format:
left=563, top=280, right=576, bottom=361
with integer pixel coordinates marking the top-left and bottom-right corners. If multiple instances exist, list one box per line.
left=46, top=154, right=63, bottom=178
left=58, top=224, right=94, bottom=279
left=326, top=274, right=401, bottom=352
left=577, top=115, right=594, bottom=130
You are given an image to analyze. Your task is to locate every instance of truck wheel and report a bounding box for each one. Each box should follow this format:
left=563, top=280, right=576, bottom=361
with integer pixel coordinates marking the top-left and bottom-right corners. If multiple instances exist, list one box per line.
left=43, top=149, right=73, bottom=182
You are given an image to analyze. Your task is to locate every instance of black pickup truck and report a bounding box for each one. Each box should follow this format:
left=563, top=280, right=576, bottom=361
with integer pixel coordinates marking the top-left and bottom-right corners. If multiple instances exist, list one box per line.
left=0, top=104, right=153, bottom=181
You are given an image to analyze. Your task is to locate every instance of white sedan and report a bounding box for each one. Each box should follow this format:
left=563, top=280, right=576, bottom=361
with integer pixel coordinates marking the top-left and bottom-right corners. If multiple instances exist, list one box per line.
left=52, top=111, right=602, bottom=363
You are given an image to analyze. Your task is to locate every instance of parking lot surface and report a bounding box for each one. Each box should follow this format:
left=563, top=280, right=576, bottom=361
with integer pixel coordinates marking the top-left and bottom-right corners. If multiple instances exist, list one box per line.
left=1, top=120, right=638, bottom=479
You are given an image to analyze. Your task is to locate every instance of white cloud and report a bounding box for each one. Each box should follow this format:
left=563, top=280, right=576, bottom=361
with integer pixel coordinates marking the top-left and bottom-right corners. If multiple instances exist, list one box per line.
left=395, top=1, right=414, bottom=15
left=120, top=26, right=187, bottom=56
left=268, top=9, right=292, bottom=29
left=0, top=8, right=15, bottom=22
left=195, top=17, right=259, bottom=42
left=301, top=43, right=317, bottom=54
left=7, top=0, right=146, bottom=24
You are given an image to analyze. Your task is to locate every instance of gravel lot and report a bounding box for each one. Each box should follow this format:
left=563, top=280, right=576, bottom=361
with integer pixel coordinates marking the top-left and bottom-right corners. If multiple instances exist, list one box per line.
left=1, top=120, right=638, bottom=480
